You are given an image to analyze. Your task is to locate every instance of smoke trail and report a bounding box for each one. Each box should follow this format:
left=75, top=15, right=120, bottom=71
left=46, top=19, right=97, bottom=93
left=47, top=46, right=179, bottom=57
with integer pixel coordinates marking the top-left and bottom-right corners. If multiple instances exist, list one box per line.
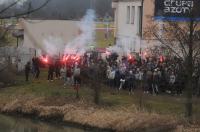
left=64, top=9, right=96, bottom=55
left=107, top=37, right=134, bottom=56
left=39, top=9, right=96, bottom=57
left=42, top=36, right=65, bottom=56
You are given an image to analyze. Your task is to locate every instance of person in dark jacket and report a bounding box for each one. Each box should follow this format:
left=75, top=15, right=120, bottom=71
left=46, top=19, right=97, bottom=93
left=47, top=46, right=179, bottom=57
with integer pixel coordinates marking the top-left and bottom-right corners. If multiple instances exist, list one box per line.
left=25, top=62, right=31, bottom=82
left=127, top=70, right=135, bottom=95
left=146, top=69, right=153, bottom=94
left=32, top=57, right=36, bottom=76
left=114, top=69, right=120, bottom=91
left=55, top=59, right=61, bottom=79
left=35, top=57, right=40, bottom=79
left=48, top=57, right=54, bottom=81
left=152, top=69, right=159, bottom=95
left=48, top=64, right=54, bottom=81
left=73, top=64, right=81, bottom=98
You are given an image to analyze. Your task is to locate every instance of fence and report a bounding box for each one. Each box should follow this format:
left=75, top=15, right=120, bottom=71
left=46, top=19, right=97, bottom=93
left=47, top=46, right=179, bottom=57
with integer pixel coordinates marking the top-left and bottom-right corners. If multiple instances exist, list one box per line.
left=0, top=46, right=35, bottom=71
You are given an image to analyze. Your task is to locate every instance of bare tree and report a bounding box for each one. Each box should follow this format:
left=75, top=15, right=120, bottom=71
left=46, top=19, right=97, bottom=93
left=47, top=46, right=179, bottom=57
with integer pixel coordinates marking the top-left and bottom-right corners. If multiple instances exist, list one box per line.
left=0, top=0, right=51, bottom=19
left=144, top=6, right=200, bottom=120
left=0, top=0, right=51, bottom=46
left=0, top=0, right=51, bottom=72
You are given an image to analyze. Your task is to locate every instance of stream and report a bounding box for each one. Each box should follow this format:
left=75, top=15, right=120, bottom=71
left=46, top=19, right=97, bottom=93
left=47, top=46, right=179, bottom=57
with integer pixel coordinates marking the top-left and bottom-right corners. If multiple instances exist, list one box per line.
left=0, top=114, right=92, bottom=132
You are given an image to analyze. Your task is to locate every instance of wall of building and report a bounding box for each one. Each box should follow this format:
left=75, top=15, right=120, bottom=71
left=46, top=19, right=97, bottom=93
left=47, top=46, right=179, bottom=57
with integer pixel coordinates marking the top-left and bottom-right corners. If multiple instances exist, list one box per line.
left=142, top=0, right=161, bottom=48
left=113, top=0, right=200, bottom=53
left=113, top=0, right=143, bottom=52
left=142, top=0, right=176, bottom=49
left=142, top=0, right=155, bottom=31
left=22, top=20, right=80, bottom=56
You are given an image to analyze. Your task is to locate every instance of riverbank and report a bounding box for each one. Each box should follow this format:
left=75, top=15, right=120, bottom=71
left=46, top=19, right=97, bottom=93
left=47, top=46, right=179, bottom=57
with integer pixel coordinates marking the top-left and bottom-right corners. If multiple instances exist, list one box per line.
left=0, top=96, right=180, bottom=132
left=0, top=73, right=200, bottom=131
left=0, top=113, right=91, bottom=132
left=0, top=96, right=200, bottom=132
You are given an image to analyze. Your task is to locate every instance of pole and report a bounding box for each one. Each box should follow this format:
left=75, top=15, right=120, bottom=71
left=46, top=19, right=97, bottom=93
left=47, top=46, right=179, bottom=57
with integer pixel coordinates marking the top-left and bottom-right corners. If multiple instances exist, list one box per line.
left=17, top=37, right=19, bottom=47
left=140, top=38, right=141, bottom=54
left=35, top=49, right=36, bottom=57
left=139, top=0, right=144, bottom=54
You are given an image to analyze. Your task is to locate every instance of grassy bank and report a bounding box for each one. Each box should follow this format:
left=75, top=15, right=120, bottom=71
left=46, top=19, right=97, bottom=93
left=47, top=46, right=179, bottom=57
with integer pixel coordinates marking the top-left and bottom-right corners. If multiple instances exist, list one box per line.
left=0, top=70, right=200, bottom=131
left=96, top=22, right=115, bottom=48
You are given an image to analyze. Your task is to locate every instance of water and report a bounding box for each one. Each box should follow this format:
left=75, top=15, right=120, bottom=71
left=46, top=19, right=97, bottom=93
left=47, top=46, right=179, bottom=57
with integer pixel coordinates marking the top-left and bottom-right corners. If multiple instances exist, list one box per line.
left=0, top=114, right=87, bottom=132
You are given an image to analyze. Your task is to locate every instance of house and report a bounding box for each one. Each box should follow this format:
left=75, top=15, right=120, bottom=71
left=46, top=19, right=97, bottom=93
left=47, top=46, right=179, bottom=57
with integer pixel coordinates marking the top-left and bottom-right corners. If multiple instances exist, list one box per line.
left=112, top=0, right=199, bottom=53
left=13, top=19, right=80, bottom=71
left=20, top=19, right=80, bottom=56
left=112, top=0, right=144, bottom=53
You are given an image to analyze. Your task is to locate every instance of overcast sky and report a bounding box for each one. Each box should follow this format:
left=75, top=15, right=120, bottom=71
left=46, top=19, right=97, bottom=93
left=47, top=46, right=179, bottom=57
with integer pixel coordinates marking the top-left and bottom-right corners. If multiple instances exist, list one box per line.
left=0, top=0, right=113, bottom=19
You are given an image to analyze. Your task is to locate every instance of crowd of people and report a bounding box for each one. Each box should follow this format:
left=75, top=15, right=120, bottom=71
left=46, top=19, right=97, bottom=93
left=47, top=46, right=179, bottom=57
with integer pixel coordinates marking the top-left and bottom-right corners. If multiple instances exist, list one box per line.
left=105, top=54, right=200, bottom=96
left=24, top=52, right=200, bottom=97
left=25, top=55, right=81, bottom=91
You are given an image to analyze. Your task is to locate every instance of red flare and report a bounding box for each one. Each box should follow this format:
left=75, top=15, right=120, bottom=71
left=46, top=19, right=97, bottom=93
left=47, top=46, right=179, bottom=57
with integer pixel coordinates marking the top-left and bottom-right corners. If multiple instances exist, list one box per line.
left=160, top=56, right=164, bottom=63
left=44, top=58, right=48, bottom=63
left=106, top=51, right=111, bottom=56
left=75, top=56, right=80, bottom=61
left=143, top=52, right=147, bottom=57
left=128, top=54, right=132, bottom=60
left=65, top=55, right=69, bottom=61
left=72, top=56, right=76, bottom=60
left=40, top=56, right=48, bottom=64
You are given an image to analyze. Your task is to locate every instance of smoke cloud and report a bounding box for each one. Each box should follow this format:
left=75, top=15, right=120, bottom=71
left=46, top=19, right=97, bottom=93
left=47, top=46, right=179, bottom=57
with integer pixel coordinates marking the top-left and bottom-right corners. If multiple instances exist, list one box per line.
left=42, top=36, right=65, bottom=56
left=41, top=9, right=96, bottom=57
left=64, top=9, right=96, bottom=55
left=107, top=37, right=134, bottom=56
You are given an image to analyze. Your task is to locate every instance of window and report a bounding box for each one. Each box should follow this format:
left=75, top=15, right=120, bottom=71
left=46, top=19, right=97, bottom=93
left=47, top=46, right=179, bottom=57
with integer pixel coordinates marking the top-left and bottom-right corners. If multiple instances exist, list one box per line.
left=127, top=6, right=130, bottom=24
left=131, top=6, right=135, bottom=24
left=137, top=6, right=142, bottom=36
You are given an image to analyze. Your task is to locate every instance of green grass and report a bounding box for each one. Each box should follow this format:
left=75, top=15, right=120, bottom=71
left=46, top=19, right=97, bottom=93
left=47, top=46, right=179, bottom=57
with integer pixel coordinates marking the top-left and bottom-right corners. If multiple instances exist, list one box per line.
left=95, top=23, right=115, bottom=48
left=96, top=22, right=114, bottom=29
left=1, top=69, right=200, bottom=121
left=95, top=30, right=115, bottom=48
left=1, top=71, right=92, bottom=98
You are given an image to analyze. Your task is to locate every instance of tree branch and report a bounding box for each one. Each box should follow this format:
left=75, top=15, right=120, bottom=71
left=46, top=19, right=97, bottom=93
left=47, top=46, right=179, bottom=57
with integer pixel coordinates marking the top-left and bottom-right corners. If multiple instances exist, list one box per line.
left=0, top=0, right=21, bottom=14
left=152, top=30, right=183, bottom=60
left=0, top=0, right=51, bottom=19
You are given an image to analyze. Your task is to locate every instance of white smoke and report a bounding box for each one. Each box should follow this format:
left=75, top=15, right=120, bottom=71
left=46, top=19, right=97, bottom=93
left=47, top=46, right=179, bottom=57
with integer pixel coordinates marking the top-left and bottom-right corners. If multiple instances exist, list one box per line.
left=39, top=9, right=96, bottom=57
left=0, top=0, right=27, bottom=6
left=107, top=37, right=135, bottom=56
left=64, top=9, right=96, bottom=55
left=42, top=36, right=65, bottom=56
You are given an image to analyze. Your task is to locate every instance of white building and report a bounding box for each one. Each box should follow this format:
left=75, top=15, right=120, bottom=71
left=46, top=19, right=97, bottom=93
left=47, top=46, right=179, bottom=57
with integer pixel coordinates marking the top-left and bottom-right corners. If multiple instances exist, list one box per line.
left=112, top=0, right=143, bottom=53
left=15, top=19, right=80, bottom=71
left=21, top=19, right=80, bottom=56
